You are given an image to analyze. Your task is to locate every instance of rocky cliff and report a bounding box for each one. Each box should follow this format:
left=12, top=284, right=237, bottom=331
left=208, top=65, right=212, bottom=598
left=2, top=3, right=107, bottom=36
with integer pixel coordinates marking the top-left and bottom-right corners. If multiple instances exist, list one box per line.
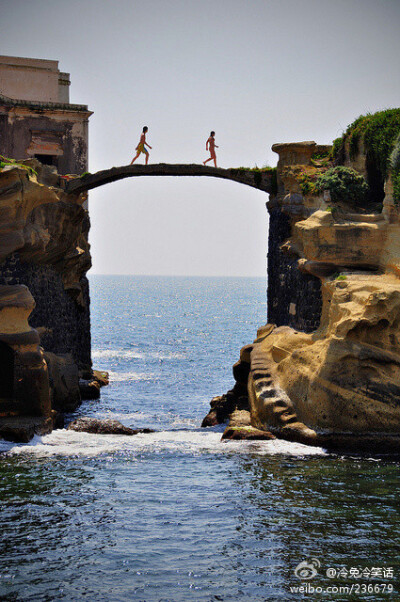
left=0, top=159, right=104, bottom=441
left=204, top=109, right=400, bottom=452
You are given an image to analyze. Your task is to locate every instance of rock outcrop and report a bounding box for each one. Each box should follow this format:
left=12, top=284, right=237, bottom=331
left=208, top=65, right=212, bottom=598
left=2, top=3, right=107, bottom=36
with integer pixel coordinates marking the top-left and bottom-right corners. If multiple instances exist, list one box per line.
left=221, top=410, right=275, bottom=441
left=204, top=110, right=400, bottom=452
left=0, top=160, right=101, bottom=442
left=0, top=283, right=55, bottom=441
left=67, top=417, right=155, bottom=435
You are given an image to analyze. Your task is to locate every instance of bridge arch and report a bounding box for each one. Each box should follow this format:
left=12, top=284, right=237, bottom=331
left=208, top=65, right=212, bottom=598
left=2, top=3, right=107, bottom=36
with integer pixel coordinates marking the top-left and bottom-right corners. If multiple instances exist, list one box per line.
left=65, top=163, right=274, bottom=196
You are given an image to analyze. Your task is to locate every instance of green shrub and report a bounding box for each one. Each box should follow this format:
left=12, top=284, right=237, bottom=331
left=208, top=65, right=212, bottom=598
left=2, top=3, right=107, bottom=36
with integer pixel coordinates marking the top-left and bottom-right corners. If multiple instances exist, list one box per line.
left=349, top=131, right=360, bottom=160
left=298, top=171, right=317, bottom=196
left=332, top=109, right=400, bottom=177
left=316, top=166, right=369, bottom=206
left=332, top=137, right=344, bottom=161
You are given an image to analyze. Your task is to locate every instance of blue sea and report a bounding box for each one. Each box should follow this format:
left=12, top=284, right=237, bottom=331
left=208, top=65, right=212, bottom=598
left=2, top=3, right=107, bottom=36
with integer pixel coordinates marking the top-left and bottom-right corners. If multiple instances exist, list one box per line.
left=0, top=276, right=399, bottom=601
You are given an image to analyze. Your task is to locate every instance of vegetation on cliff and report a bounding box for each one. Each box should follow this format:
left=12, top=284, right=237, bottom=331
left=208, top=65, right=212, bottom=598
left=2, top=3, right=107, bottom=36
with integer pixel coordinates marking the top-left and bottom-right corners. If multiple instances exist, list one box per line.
left=333, top=109, right=400, bottom=169
left=0, top=155, right=37, bottom=176
left=316, top=166, right=369, bottom=207
left=230, top=165, right=278, bottom=194
left=332, top=108, right=400, bottom=204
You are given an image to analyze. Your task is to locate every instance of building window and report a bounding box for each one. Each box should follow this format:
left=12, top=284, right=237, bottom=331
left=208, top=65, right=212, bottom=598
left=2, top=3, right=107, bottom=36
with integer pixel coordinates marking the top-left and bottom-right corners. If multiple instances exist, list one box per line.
left=34, top=154, right=58, bottom=167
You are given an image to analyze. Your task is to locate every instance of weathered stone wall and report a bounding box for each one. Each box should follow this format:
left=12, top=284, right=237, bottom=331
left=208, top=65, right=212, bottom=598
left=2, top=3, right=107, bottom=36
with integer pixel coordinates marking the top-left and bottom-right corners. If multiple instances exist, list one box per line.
left=0, top=56, right=91, bottom=176
left=267, top=204, right=322, bottom=332
left=0, top=106, right=90, bottom=175
left=266, top=141, right=327, bottom=332
left=0, top=253, right=91, bottom=372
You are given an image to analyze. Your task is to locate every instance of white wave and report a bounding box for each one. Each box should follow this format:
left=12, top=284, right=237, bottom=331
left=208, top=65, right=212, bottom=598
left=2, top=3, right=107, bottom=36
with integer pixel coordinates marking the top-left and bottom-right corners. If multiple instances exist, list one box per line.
left=107, top=371, right=155, bottom=383
left=92, top=349, right=186, bottom=360
left=92, top=349, right=142, bottom=360
left=0, top=428, right=327, bottom=459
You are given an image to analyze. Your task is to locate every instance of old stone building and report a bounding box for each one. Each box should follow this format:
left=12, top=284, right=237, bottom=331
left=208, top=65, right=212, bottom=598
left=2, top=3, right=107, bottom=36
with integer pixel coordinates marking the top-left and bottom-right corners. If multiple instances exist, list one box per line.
left=0, top=55, right=92, bottom=174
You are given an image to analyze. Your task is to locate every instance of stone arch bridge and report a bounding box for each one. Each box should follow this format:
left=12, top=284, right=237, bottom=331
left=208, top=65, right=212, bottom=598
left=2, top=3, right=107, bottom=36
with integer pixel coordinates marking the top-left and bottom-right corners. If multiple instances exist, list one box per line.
left=65, top=163, right=274, bottom=195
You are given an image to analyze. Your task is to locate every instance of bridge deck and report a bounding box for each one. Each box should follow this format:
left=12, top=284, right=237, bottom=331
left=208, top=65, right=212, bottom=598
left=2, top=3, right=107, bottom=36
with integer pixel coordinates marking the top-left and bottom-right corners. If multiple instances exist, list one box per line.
left=65, top=163, right=273, bottom=195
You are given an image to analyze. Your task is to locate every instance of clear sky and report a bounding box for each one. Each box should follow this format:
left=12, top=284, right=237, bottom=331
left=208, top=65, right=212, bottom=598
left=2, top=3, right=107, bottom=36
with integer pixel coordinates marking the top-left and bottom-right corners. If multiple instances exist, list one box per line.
left=1, top=0, right=399, bottom=276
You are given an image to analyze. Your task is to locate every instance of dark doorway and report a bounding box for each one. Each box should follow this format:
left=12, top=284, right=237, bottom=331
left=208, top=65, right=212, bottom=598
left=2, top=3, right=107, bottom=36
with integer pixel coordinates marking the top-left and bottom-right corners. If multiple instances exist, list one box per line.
left=366, top=152, right=385, bottom=205
left=0, top=341, right=14, bottom=398
left=34, top=154, right=57, bottom=167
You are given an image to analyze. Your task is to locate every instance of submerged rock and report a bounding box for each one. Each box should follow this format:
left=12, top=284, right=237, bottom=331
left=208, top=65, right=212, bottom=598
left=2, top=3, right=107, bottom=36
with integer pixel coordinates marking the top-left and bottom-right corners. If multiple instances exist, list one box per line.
left=92, top=370, right=109, bottom=387
left=222, top=426, right=275, bottom=441
left=67, top=417, right=155, bottom=435
left=221, top=409, right=275, bottom=441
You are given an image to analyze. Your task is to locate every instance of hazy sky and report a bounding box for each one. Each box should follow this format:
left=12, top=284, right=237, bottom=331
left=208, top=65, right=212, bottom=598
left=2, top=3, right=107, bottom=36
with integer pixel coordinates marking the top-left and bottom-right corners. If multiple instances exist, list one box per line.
left=1, top=0, right=399, bottom=276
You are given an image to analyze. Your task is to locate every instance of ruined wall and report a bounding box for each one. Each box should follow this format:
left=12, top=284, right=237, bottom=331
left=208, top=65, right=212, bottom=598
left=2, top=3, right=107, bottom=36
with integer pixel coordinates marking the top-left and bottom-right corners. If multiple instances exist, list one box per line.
left=0, top=102, right=91, bottom=175
left=0, top=55, right=91, bottom=176
left=266, top=142, right=328, bottom=332
left=267, top=203, right=322, bottom=332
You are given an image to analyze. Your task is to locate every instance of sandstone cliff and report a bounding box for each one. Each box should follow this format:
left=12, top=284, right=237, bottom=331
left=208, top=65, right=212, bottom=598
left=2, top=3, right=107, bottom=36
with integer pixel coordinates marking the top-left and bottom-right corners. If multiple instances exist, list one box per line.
left=0, top=159, right=100, bottom=441
left=204, top=109, right=400, bottom=452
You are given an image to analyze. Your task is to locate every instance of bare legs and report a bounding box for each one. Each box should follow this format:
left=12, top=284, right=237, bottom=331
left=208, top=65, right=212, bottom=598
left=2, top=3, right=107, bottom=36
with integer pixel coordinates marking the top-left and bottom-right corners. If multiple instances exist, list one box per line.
left=130, top=151, right=150, bottom=165
left=130, top=151, right=140, bottom=165
left=203, top=155, right=217, bottom=167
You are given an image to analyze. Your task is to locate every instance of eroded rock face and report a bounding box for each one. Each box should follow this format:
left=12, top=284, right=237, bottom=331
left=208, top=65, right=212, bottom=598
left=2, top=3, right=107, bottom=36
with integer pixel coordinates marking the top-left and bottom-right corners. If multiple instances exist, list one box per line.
left=0, top=283, right=56, bottom=442
left=0, top=416, right=54, bottom=443
left=250, top=140, right=400, bottom=450
left=44, top=351, right=81, bottom=412
left=0, top=162, right=90, bottom=304
left=0, top=284, right=51, bottom=416
left=0, top=161, right=96, bottom=442
left=249, top=276, right=400, bottom=448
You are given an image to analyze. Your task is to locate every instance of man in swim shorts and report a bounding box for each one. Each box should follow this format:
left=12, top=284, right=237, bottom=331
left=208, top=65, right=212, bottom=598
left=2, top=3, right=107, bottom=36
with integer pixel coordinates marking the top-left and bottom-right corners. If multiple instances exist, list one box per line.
left=130, top=126, right=152, bottom=165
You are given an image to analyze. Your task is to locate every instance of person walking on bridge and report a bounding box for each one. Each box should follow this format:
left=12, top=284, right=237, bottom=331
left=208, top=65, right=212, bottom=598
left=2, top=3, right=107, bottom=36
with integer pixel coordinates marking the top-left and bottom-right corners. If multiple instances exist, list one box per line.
left=203, top=131, right=218, bottom=167
left=130, top=126, right=152, bottom=165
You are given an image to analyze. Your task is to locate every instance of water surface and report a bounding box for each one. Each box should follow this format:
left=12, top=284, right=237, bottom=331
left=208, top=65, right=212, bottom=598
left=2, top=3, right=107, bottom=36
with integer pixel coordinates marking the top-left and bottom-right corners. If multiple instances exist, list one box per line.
left=0, top=276, right=399, bottom=601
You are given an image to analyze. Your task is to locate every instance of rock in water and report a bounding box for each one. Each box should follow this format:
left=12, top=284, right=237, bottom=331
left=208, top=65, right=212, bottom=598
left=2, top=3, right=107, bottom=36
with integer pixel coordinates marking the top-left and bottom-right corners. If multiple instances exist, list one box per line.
left=79, top=379, right=101, bottom=400
left=67, top=417, right=155, bottom=435
left=222, top=426, right=276, bottom=441
left=221, top=409, right=275, bottom=441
